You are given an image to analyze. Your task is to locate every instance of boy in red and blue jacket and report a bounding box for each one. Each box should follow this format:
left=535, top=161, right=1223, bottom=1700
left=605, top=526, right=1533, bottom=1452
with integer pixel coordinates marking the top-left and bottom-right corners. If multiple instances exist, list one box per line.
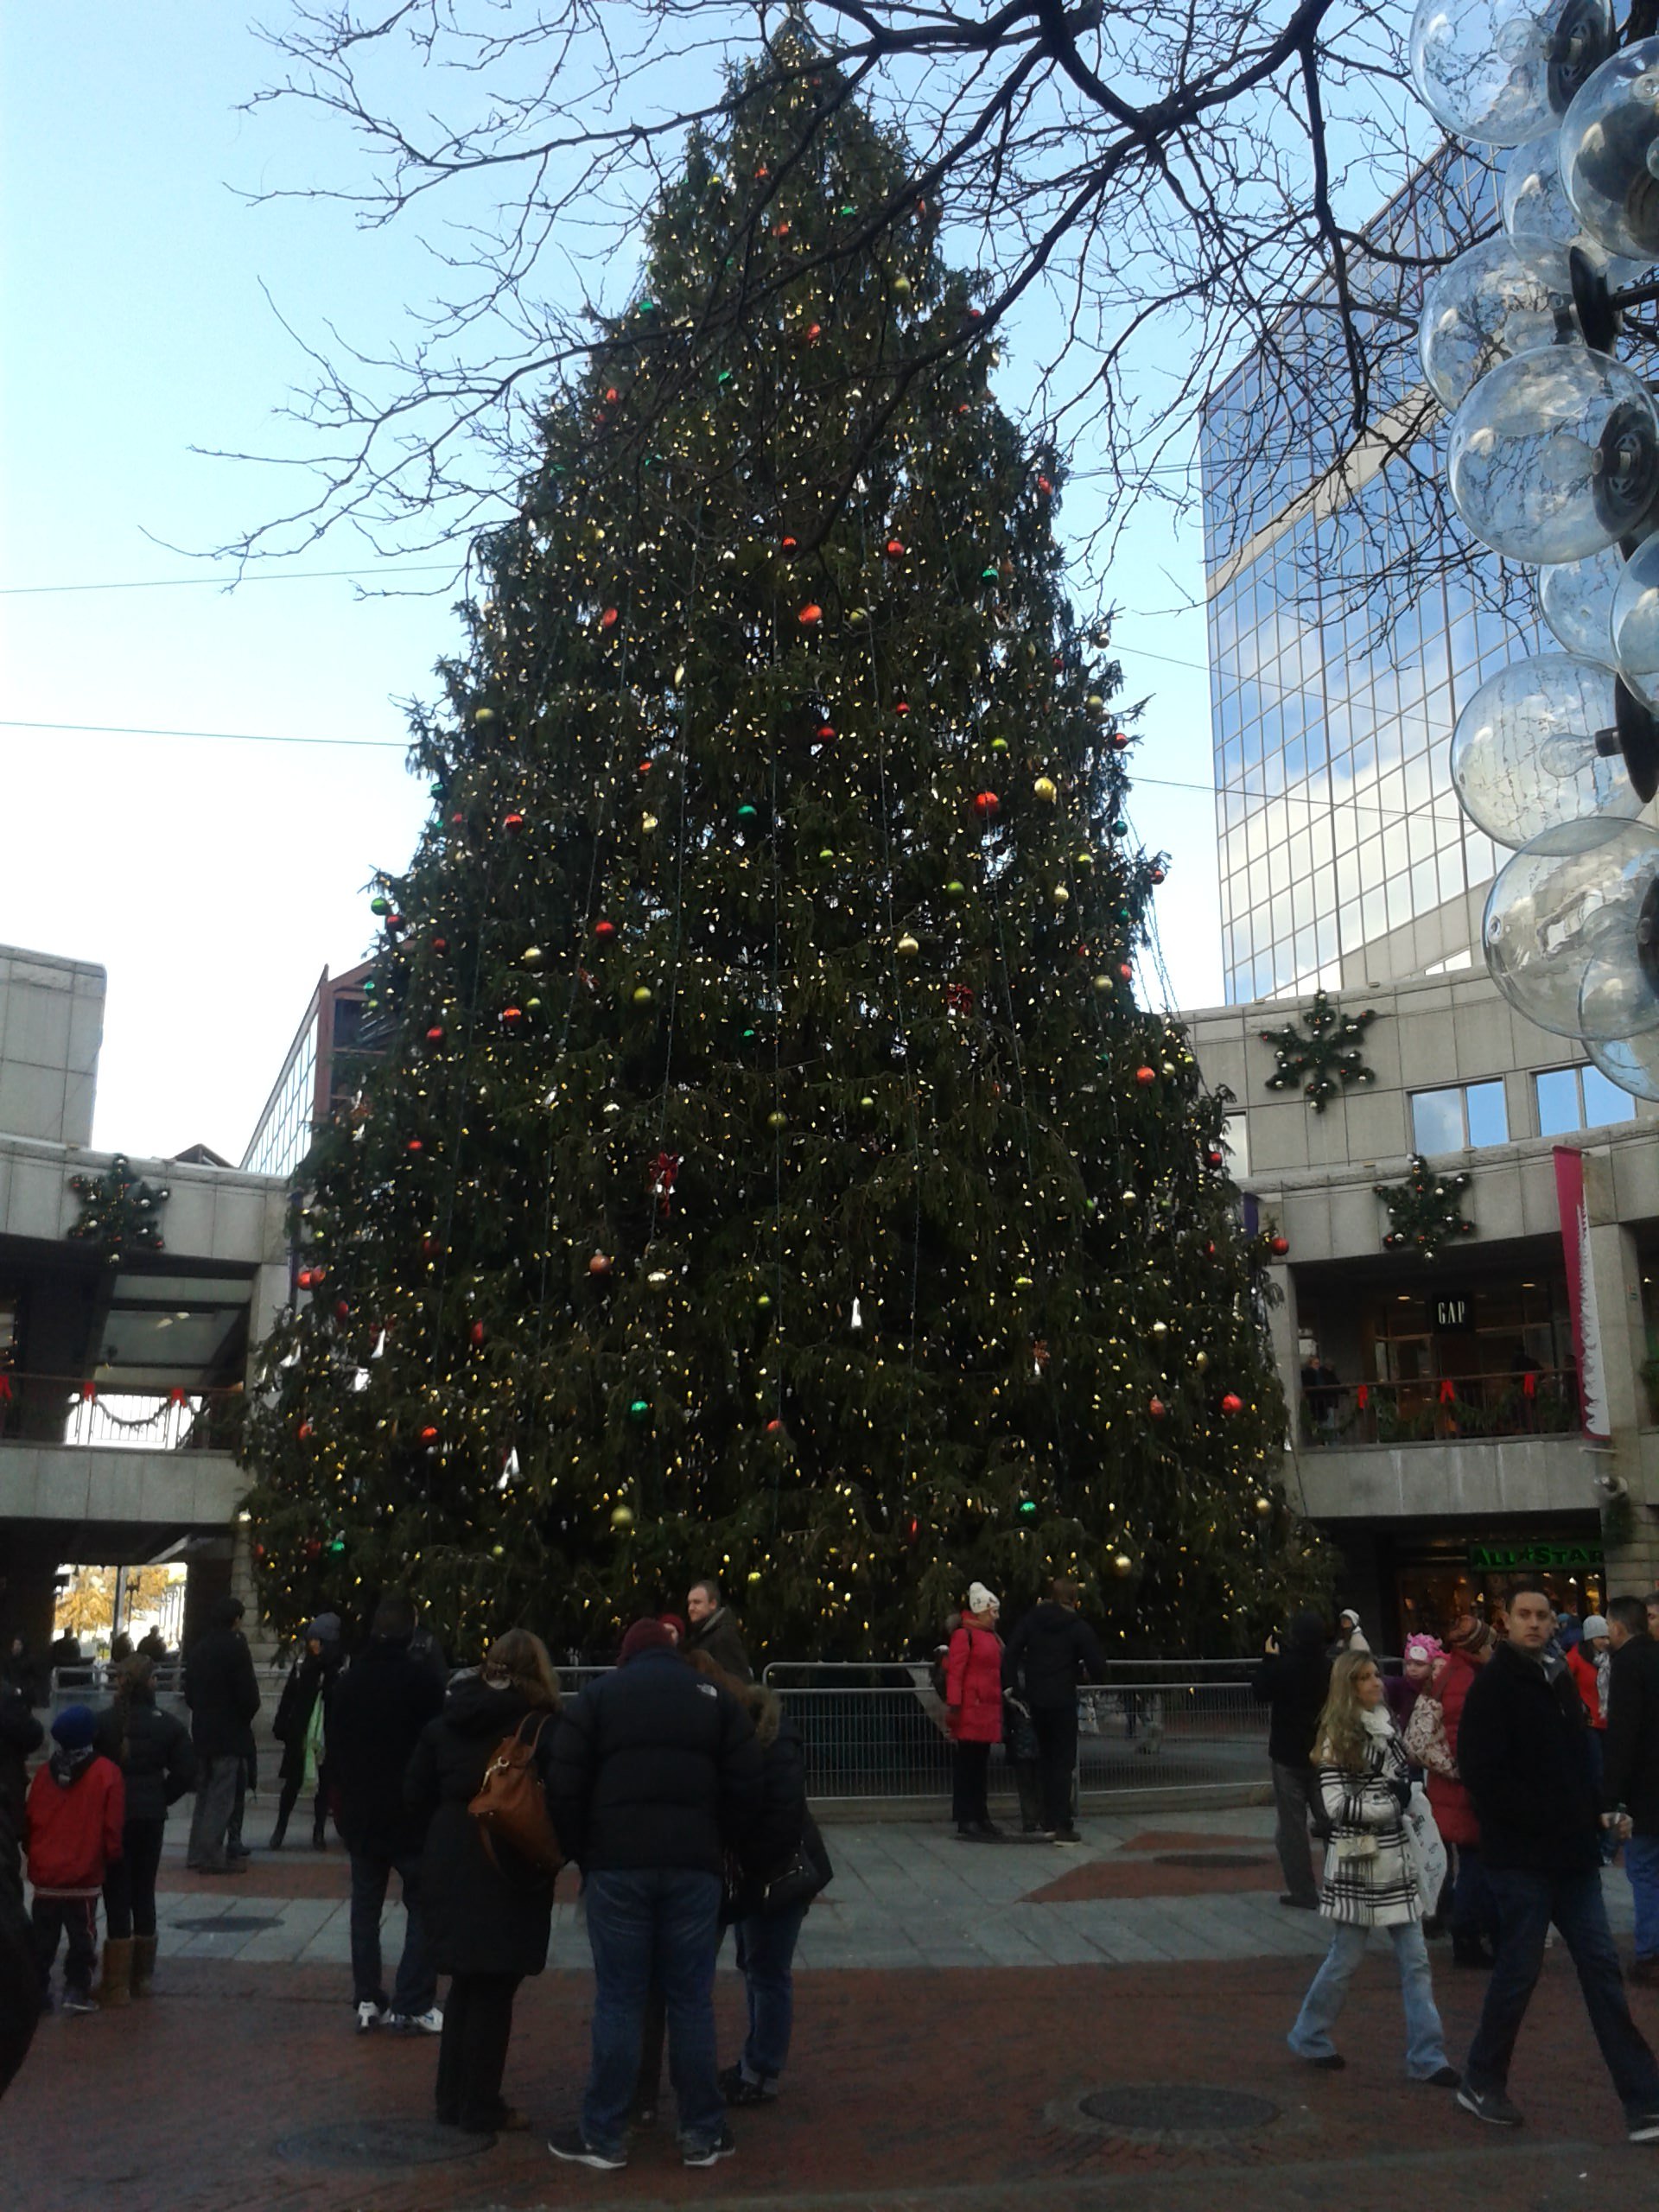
left=25, top=1704, right=124, bottom=2014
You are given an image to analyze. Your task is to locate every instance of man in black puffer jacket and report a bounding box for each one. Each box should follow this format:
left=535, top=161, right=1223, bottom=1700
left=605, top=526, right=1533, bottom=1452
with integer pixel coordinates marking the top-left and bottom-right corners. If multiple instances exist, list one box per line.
left=1002, top=1578, right=1106, bottom=1844
left=547, top=1618, right=762, bottom=2172
left=1457, top=1581, right=1659, bottom=2141
left=183, top=1595, right=260, bottom=1875
left=1252, top=1611, right=1332, bottom=1910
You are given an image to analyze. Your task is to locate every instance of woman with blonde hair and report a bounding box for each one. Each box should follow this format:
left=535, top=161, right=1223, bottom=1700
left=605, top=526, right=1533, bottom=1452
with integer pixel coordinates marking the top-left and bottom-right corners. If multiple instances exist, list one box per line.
left=1287, top=1650, right=1459, bottom=2084
left=406, top=1629, right=561, bottom=2134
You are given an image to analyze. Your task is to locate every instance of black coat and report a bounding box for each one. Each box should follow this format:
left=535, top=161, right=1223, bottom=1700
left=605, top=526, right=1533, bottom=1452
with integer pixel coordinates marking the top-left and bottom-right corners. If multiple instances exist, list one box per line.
left=184, top=1626, right=261, bottom=1759
left=0, top=1689, right=43, bottom=1843
left=1604, top=1631, right=1659, bottom=1835
left=0, top=1878, right=36, bottom=2103
left=406, top=1674, right=556, bottom=1979
left=548, top=1648, right=763, bottom=1877
left=94, top=1695, right=196, bottom=1825
left=684, top=1608, right=753, bottom=1684
left=1458, top=1638, right=1602, bottom=1873
left=329, top=1637, right=447, bottom=1858
left=273, top=1651, right=342, bottom=1785
left=727, top=1713, right=810, bottom=1921
left=1003, top=1602, right=1107, bottom=1711
left=1252, top=1624, right=1332, bottom=1768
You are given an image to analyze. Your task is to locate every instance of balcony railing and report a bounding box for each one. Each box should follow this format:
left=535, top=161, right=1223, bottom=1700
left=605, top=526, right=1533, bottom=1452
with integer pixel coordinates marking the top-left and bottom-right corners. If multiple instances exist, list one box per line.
left=1300, top=1370, right=1578, bottom=1447
left=0, top=1372, right=245, bottom=1452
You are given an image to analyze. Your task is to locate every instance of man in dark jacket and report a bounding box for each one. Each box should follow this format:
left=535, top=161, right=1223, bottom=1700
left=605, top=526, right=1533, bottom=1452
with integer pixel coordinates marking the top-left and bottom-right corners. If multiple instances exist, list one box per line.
left=1002, top=1577, right=1106, bottom=1844
left=327, top=1592, right=446, bottom=2034
left=547, top=1618, right=764, bottom=2172
left=183, top=1595, right=260, bottom=1874
left=1251, top=1611, right=1331, bottom=1910
left=1456, top=1581, right=1659, bottom=2141
left=683, top=1580, right=753, bottom=1682
left=1605, top=1594, right=1659, bottom=1986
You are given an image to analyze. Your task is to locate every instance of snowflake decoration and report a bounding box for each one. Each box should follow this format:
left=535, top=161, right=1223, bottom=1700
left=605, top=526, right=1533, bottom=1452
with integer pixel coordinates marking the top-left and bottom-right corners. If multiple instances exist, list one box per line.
left=1375, top=1154, right=1475, bottom=1262
left=67, top=1154, right=170, bottom=1267
left=1261, top=989, right=1379, bottom=1112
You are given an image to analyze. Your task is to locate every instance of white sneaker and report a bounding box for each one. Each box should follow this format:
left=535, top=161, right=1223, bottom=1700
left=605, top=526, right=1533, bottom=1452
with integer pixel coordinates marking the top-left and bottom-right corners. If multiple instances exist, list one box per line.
left=389, top=2005, right=444, bottom=2035
left=354, top=2000, right=386, bottom=2034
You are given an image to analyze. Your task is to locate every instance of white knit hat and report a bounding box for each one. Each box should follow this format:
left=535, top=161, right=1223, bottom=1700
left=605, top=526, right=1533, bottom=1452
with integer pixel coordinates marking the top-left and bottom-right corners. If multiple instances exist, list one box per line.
left=1581, top=1615, right=1610, bottom=1638
left=967, top=1581, right=999, bottom=1615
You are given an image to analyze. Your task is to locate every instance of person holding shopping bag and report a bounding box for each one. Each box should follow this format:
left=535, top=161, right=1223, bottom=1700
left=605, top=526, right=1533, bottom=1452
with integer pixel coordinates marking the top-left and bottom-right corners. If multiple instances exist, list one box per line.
left=1287, top=1651, right=1459, bottom=2084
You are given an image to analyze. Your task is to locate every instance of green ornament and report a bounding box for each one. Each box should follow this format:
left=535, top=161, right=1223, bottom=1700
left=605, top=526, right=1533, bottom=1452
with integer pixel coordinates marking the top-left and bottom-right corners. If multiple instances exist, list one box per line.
left=980, top=565, right=998, bottom=581
left=991, top=736, right=1008, bottom=753
left=370, top=896, right=391, bottom=915
left=738, top=803, right=759, bottom=822
left=944, top=880, right=966, bottom=897
left=628, top=1398, right=651, bottom=1421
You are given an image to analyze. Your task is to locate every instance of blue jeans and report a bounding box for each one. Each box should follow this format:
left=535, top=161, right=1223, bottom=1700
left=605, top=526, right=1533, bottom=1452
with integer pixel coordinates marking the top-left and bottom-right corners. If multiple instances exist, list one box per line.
left=1466, top=1866, right=1659, bottom=2117
left=734, top=1904, right=809, bottom=2084
left=1288, top=1918, right=1448, bottom=2077
left=348, top=1848, right=435, bottom=2017
left=1628, top=1834, right=1659, bottom=1962
left=582, top=1867, right=723, bottom=2156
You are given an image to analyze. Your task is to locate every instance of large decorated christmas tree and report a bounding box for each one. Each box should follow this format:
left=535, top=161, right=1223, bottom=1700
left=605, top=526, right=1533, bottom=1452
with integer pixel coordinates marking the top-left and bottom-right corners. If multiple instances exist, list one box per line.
left=243, top=41, right=1321, bottom=1659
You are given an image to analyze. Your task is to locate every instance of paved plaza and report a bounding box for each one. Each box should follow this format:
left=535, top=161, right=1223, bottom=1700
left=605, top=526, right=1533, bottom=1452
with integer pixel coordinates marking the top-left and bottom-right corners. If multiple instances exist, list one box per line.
left=10, top=1801, right=1656, bottom=2210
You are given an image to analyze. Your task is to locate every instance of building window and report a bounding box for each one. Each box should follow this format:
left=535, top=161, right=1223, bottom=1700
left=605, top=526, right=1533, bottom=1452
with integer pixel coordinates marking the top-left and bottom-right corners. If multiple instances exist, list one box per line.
left=1410, top=1079, right=1508, bottom=1154
left=1535, top=1065, right=1637, bottom=1138
left=1222, top=1112, right=1250, bottom=1179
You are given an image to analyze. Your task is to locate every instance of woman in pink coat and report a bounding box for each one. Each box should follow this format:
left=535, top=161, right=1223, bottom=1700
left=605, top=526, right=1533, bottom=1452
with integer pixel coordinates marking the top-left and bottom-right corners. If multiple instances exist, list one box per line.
left=945, top=1583, right=1005, bottom=1841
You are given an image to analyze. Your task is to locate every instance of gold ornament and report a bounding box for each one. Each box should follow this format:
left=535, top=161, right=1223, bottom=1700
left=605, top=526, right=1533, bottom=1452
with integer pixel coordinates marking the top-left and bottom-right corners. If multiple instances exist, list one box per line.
left=1052, top=885, right=1070, bottom=906
left=522, top=945, right=544, bottom=968
left=610, top=1503, right=635, bottom=1530
left=1033, top=775, right=1058, bottom=803
left=896, top=932, right=920, bottom=957
left=1110, top=1550, right=1134, bottom=1577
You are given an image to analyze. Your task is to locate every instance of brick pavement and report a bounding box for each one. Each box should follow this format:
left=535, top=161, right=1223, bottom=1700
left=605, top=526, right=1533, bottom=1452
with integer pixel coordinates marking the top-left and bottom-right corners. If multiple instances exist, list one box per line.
left=10, top=1810, right=1658, bottom=2210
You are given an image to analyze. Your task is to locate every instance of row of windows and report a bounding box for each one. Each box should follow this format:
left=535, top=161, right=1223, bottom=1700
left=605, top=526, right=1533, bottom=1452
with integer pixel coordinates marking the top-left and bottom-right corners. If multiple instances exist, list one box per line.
left=1408, top=1071, right=1636, bottom=1155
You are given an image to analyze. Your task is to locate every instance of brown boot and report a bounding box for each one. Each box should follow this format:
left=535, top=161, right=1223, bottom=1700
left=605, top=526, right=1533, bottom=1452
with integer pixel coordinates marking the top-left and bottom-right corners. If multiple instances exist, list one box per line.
left=130, top=1936, right=158, bottom=1999
left=99, top=1936, right=134, bottom=2008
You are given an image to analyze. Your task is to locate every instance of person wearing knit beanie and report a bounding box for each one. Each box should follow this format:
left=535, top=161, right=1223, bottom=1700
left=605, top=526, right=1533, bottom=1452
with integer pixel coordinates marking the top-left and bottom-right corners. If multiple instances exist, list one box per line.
left=50, top=1706, right=97, bottom=1752
left=619, top=1618, right=675, bottom=1664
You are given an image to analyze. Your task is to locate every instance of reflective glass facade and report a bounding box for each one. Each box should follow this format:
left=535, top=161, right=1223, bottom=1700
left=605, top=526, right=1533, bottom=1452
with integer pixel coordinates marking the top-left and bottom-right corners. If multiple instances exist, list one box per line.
left=1200, top=156, right=1541, bottom=1003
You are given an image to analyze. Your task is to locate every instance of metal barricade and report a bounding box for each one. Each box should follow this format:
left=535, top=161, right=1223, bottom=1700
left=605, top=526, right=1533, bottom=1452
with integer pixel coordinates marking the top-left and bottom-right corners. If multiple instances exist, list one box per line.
left=761, top=1662, right=1268, bottom=1803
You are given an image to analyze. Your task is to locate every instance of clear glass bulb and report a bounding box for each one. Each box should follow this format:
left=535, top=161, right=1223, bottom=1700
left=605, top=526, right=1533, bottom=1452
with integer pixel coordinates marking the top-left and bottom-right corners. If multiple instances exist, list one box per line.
left=1540, top=542, right=1625, bottom=659
left=1410, top=0, right=1613, bottom=145
left=1483, top=815, right=1659, bottom=1036
left=1560, top=37, right=1659, bottom=262
left=1611, top=528, right=1659, bottom=705
left=1503, top=132, right=1647, bottom=289
left=1451, top=651, right=1640, bottom=845
left=1419, top=234, right=1565, bottom=410
left=1448, top=343, right=1659, bottom=563
left=1586, top=1023, right=1659, bottom=1097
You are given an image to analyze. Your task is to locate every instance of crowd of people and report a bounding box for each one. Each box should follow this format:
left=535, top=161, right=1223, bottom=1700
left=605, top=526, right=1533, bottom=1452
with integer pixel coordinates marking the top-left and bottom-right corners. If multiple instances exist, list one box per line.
left=0, top=1573, right=830, bottom=2170
left=1256, top=1583, right=1659, bottom=2145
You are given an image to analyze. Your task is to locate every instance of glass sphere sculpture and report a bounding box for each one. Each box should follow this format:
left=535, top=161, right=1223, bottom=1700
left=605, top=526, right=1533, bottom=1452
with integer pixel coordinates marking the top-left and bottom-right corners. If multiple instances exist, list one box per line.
left=1483, top=816, right=1659, bottom=1036
left=1450, top=652, right=1640, bottom=845
left=1503, top=131, right=1644, bottom=289
left=1586, top=1024, right=1659, bottom=1098
left=1419, top=235, right=1564, bottom=409
left=1611, top=528, right=1659, bottom=705
left=1447, top=344, right=1659, bottom=563
left=1541, top=541, right=1625, bottom=659
left=1560, top=38, right=1659, bottom=263
left=1410, top=0, right=1613, bottom=145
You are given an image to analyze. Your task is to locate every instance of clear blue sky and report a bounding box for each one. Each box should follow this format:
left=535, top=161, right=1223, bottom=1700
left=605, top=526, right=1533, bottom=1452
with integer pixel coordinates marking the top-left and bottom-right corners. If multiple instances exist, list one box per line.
left=1, top=4, right=1222, bottom=1166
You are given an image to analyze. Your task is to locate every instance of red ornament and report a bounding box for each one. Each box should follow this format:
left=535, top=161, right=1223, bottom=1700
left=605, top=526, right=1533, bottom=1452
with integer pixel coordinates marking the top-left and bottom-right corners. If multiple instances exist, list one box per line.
left=638, top=759, right=652, bottom=776
left=1037, top=474, right=1052, bottom=494
left=605, top=385, right=620, bottom=403
left=781, top=536, right=798, bottom=552
left=588, top=1252, right=613, bottom=1277
left=1148, top=1397, right=1167, bottom=1421
left=297, top=1421, right=314, bottom=1442
left=1206, top=1148, right=1224, bottom=1169
left=503, top=811, right=524, bottom=833
left=501, top=1005, right=524, bottom=1026
left=1221, top=1393, right=1244, bottom=1416
left=601, top=607, right=620, bottom=629
left=1111, top=728, right=1131, bottom=749
left=1269, top=1234, right=1290, bottom=1256
left=885, top=537, right=906, bottom=560
left=594, top=918, right=618, bottom=942
left=431, top=937, right=448, bottom=952
left=893, top=699, right=909, bottom=715
left=817, top=721, right=836, bottom=740
left=253, top=1544, right=266, bottom=1563
left=807, top=322, right=822, bottom=341
left=1135, top=1065, right=1156, bottom=1087
left=422, top=1234, right=439, bottom=1256
left=974, top=791, right=1000, bottom=819
left=335, top=1300, right=350, bottom=1321
left=305, top=1537, right=322, bottom=1559
left=1118, top=963, right=1134, bottom=981
left=470, top=1322, right=486, bottom=1345
left=425, top=1026, right=445, bottom=1045
left=408, top=1138, right=424, bottom=1153
left=766, top=1418, right=784, bottom=1434
left=799, top=604, right=823, bottom=626
left=1150, top=867, right=1166, bottom=884
left=420, top=1426, right=439, bottom=1444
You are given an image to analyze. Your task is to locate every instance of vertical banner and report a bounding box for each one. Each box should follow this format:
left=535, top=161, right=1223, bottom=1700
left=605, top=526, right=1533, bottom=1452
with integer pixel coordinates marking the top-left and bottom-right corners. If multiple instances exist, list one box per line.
left=1554, top=1146, right=1611, bottom=1442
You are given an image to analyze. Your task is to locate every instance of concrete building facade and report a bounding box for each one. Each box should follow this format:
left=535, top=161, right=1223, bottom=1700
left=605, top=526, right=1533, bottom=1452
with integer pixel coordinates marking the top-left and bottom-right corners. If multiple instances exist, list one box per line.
left=0, top=942, right=289, bottom=1653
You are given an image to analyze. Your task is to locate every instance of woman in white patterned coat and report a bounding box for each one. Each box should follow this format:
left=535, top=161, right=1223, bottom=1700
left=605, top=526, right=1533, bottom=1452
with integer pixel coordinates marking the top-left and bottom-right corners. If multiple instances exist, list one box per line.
left=1287, top=1651, right=1459, bottom=2083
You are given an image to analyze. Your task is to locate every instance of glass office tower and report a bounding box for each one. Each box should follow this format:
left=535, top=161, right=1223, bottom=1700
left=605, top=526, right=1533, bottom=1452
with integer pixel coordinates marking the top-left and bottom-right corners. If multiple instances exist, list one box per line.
left=1198, top=152, right=1543, bottom=1004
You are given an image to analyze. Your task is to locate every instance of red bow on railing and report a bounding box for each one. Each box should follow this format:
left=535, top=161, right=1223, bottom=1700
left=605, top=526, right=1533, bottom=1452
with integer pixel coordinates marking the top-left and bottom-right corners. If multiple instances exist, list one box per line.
left=167, top=1387, right=188, bottom=1408
left=1439, top=1378, right=1456, bottom=1405
left=0, top=1376, right=11, bottom=1403
left=1355, top=1383, right=1369, bottom=1410
left=79, top=1381, right=97, bottom=1403
left=1522, top=1369, right=1536, bottom=1398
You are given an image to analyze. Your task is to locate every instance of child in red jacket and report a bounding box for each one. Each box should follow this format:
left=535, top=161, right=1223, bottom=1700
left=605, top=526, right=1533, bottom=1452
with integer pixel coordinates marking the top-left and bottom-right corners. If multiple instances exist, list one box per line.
left=25, top=1704, right=124, bottom=2015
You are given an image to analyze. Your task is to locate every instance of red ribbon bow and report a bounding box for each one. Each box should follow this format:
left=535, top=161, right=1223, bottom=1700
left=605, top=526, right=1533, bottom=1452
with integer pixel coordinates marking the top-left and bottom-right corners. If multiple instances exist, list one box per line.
left=1438, top=1378, right=1456, bottom=1405
left=946, top=982, right=976, bottom=1014
left=1356, top=1383, right=1369, bottom=1411
left=1522, top=1370, right=1536, bottom=1400
left=650, top=1152, right=682, bottom=1218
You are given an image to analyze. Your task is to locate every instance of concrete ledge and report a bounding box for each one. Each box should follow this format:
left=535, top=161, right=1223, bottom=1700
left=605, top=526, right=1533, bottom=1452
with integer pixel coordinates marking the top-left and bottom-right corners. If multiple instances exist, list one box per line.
left=1290, top=1431, right=1599, bottom=1520
left=0, top=1440, right=248, bottom=1526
